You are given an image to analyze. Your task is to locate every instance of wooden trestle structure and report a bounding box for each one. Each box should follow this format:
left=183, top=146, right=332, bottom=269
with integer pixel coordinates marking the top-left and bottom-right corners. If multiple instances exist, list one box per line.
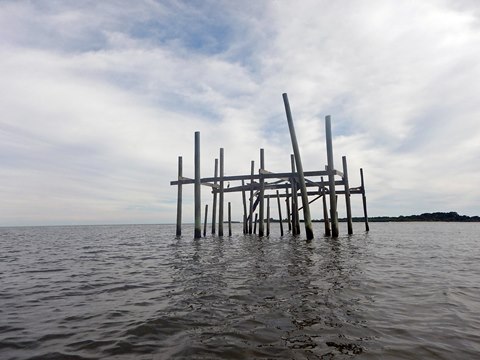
left=170, top=93, right=369, bottom=239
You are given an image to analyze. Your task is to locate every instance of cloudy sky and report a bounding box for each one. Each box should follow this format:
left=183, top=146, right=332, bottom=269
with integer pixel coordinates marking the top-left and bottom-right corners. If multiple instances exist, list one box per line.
left=1, top=0, right=479, bottom=226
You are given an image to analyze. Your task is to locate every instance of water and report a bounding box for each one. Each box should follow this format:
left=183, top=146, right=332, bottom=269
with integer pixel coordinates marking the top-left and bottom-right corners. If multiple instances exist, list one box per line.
left=1, top=222, right=479, bottom=359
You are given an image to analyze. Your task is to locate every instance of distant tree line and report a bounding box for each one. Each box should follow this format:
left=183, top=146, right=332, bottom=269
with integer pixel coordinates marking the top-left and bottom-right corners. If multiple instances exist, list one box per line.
left=343, top=212, right=480, bottom=222
left=269, top=212, right=480, bottom=223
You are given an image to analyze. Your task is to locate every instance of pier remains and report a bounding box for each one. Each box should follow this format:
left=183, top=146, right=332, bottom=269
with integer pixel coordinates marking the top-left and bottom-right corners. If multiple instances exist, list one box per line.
left=170, top=93, right=369, bottom=239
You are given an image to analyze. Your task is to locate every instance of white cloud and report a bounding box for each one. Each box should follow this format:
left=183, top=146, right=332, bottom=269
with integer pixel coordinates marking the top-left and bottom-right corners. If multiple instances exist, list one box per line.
left=1, top=0, right=480, bottom=226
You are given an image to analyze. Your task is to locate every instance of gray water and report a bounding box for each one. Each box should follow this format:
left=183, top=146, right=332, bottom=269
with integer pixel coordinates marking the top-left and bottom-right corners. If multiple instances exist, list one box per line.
left=1, top=222, right=479, bottom=359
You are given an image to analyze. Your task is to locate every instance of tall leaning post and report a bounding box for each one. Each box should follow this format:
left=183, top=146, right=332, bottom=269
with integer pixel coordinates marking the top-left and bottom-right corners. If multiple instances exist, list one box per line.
left=325, top=116, right=339, bottom=237
left=211, top=158, right=218, bottom=234
left=176, top=156, right=183, bottom=236
left=218, top=148, right=225, bottom=236
left=360, top=168, right=370, bottom=232
left=258, top=149, right=265, bottom=237
left=194, top=132, right=202, bottom=239
left=283, top=93, right=314, bottom=240
left=342, top=156, right=353, bottom=235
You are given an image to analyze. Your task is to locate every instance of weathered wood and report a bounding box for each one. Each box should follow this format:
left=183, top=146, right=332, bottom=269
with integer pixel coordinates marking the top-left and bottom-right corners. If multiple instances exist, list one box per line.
left=249, top=160, right=254, bottom=234
left=228, top=202, right=232, bottom=236
left=290, top=155, right=299, bottom=235
left=221, top=179, right=347, bottom=194
left=360, top=168, right=370, bottom=231
left=176, top=156, right=183, bottom=236
left=265, top=189, right=361, bottom=198
left=219, top=148, right=224, bottom=236
left=325, top=116, right=339, bottom=237
left=342, top=156, right=353, bottom=235
left=170, top=169, right=345, bottom=186
left=211, top=158, right=218, bottom=234
left=194, top=132, right=201, bottom=239
left=258, top=149, right=265, bottom=237
left=266, top=196, right=270, bottom=236
left=321, top=177, right=331, bottom=236
left=276, top=190, right=284, bottom=236
left=241, top=179, right=247, bottom=234
left=254, top=213, right=258, bottom=234
left=283, top=93, right=313, bottom=240
left=285, top=188, right=291, bottom=231
left=203, top=204, right=208, bottom=237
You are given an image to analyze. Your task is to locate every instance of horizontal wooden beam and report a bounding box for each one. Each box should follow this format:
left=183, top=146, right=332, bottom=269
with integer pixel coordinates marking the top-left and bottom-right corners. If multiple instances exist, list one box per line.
left=170, top=169, right=342, bottom=186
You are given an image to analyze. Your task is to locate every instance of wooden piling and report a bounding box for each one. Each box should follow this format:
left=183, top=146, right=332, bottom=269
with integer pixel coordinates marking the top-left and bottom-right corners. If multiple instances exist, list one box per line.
left=258, top=149, right=265, bottom=237
left=176, top=156, right=183, bottom=236
left=290, top=154, right=301, bottom=235
left=219, top=148, right=225, bottom=236
left=342, top=156, right=353, bottom=235
left=203, top=204, right=208, bottom=237
left=248, top=160, right=254, bottom=234
left=276, top=190, right=284, bottom=236
left=194, top=132, right=201, bottom=239
left=285, top=188, right=291, bottom=231
left=228, top=202, right=232, bottom=236
left=211, top=158, right=218, bottom=234
left=254, top=213, right=258, bottom=234
left=325, top=116, right=339, bottom=238
left=360, top=168, right=370, bottom=232
left=321, top=177, right=331, bottom=236
left=241, top=179, right=247, bottom=234
left=266, top=197, right=270, bottom=236
left=283, top=93, right=313, bottom=240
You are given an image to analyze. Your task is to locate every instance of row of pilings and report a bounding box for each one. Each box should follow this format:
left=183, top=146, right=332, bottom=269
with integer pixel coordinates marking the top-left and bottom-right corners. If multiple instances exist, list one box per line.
left=171, top=93, right=369, bottom=239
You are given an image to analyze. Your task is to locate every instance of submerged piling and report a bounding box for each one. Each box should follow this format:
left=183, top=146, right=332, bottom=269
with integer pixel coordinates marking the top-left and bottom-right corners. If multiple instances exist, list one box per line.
left=360, top=168, right=370, bottom=232
left=203, top=204, right=208, bottom=237
left=259, top=149, right=265, bottom=237
left=219, top=148, right=224, bottom=236
left=176, top=156, right=183, bottom=236
left=248, top=160, right=254, bottom=234
left=276, top=190, right=284, bottom=236
left=342, top=156, right=353, bottom=235
left=321, top=177, right=331, bottom=236
left=194, top=132, right=201, bottom=239
left=211, top=158, right=218, bottom=234
left=228, top=202, right=232, bottom=236
left=283, top=93, right=314, bottom=240
left=325, top=116, right=339, bottom=237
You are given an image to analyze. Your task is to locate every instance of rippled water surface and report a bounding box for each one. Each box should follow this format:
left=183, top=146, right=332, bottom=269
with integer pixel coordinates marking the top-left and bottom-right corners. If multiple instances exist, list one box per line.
left=1, top=222, right=479, bottom=359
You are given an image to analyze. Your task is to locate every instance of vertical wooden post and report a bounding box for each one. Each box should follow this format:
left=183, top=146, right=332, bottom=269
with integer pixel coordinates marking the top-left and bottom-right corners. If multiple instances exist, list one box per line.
left=194, top=132, right=201, bottom=239
left=285, top=188, right=291, bottom=231
left=290, top=154, right=299, bottom=235
left=176, top=156, right=183, bottom=236
left=254, top=213, right=258, bottom=234
left=249, top=160, right=254, bottom=234
left=342, top=156, right=353, bottom=235
left=276, top=190, right=284, bottom=236
left=283, top=93, right=313, bottom=240
left=228, top=202, right=232, bottom=236
left=321, top=177, right=331, bottom=236
left=203, top=204, right=208, bottom=237
left=266, top=196, right=270, bottom=236
left=258, top=149, right=265, bottom=237
left=325, top=116, right=339, bottom=237
left=360, top=168, right=370, bottom=232
left=218, top=148, right=224, bottom=236
left=211, top=158, right=218, bottom=234
left=241, top=179, right=247, bottom=234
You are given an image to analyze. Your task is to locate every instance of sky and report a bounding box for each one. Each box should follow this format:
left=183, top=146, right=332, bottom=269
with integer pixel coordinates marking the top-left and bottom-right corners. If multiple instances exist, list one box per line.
left=1, top=0, right=480, bottom=226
